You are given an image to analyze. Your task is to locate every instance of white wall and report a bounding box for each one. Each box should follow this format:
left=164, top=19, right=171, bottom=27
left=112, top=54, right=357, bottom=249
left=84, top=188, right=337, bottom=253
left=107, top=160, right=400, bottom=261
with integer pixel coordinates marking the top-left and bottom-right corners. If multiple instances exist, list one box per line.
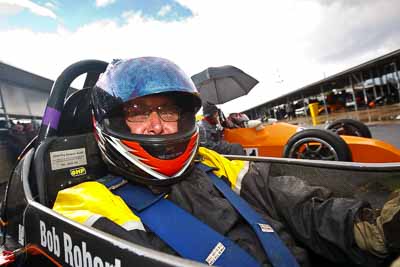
left=0, top=81, right=48, bottom=117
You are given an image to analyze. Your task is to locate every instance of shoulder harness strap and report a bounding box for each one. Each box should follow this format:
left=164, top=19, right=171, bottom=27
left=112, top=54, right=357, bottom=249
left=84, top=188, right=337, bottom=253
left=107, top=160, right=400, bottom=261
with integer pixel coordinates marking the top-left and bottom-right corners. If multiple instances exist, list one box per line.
left=196, top=163, right=299, bottom=267
left=102, top=176, right=260, bottom=267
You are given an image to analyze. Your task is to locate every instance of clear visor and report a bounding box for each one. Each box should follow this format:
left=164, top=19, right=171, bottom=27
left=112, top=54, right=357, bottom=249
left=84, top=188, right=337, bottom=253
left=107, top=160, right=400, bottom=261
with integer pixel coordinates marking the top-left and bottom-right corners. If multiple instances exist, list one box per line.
left=101, top=92, right=199, bottom=159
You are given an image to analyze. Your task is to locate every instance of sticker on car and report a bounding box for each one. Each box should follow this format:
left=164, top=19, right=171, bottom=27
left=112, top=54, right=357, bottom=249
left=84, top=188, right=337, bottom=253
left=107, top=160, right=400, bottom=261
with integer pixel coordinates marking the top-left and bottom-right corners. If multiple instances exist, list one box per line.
left=244, top=148, right=258, bottom=156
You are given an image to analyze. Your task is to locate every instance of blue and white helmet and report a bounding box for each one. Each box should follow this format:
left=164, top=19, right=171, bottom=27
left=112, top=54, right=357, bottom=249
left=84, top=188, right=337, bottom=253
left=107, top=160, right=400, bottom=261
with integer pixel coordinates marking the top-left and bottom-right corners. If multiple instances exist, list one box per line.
left=92, top=57, right=202, bottom=185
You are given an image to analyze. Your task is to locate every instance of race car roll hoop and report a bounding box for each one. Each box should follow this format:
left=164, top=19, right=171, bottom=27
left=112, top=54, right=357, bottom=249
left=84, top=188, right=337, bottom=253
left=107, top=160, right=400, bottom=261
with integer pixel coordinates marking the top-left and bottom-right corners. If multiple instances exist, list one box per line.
left=37, top=60, right=108, bottom=145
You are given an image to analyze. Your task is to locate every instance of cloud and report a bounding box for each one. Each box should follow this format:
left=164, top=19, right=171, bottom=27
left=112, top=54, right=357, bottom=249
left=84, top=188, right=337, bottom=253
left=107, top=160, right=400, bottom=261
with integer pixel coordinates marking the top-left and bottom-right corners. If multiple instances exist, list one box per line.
left=95, top=0, right=116, bottom=8
left=305, top=0, right=400, bottom=64
left=44, top=2, right=57, bottom=10
left=0, top=3, right=23, bottom=16
left=173, top=0, right=198, bottom=11
left=0, top=0, right=398, bottom=113
left=157, top=5, right=172, bottom=17
left=0, top=0, right=57, bottom=19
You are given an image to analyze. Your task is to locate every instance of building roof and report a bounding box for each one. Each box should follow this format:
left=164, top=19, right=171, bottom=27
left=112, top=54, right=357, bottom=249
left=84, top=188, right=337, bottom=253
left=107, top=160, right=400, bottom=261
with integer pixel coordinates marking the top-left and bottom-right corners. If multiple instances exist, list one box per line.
left=243, top=48, right=400, bottom=112
left=0, top=61, right=54, bottom=92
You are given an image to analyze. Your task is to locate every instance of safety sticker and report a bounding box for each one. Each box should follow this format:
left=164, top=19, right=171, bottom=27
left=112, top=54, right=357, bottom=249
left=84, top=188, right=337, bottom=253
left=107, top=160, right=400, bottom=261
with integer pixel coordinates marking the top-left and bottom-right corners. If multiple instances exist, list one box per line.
left=244, top=148, right=258, bottom=156
left=258, top=223, right=274, bottom=232
left=205, top=242, right=225, bottom=265
left=50, top=148, right=87, bottom=170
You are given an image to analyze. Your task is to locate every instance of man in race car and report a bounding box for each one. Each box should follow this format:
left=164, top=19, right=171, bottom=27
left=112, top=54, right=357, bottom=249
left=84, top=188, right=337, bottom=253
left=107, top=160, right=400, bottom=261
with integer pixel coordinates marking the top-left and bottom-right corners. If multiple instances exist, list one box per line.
left=198, top=102, right=246, bottom=155
left=53, top=57, right=399, bottom=267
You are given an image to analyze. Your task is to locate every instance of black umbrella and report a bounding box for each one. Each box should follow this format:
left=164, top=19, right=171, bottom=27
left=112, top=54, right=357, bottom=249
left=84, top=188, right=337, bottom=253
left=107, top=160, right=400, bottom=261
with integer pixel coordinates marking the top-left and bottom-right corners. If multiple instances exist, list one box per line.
left=191, top=65, right=259, bottom=105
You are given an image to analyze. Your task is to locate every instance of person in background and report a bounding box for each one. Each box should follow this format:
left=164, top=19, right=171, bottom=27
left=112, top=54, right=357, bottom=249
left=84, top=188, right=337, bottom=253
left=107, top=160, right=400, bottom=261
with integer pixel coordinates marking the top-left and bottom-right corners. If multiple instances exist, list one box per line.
left=7, top=122, right=27, bottom=160
left=226, top=113, right=247, bottom=128
left=198, top=102, right=246, bottom=155
left=23, top=122, right=37, bottom=144
left=227, top=113, right=274, bottom=129
left=285, top=102, right=294, bottom=120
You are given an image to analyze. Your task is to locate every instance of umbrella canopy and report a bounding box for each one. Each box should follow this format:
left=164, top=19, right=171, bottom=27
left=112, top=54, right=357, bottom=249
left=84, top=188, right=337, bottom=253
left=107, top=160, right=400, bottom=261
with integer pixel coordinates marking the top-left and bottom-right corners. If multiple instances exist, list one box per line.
left=191, top=65, right=259, bottom=105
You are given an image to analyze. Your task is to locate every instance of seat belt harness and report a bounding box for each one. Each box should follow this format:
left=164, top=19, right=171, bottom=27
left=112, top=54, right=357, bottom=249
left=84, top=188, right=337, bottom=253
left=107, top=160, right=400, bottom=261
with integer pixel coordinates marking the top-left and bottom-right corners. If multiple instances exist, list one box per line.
left=107, top=177, right=260, bottom=267
left=196, top=163, right=299, bottom=267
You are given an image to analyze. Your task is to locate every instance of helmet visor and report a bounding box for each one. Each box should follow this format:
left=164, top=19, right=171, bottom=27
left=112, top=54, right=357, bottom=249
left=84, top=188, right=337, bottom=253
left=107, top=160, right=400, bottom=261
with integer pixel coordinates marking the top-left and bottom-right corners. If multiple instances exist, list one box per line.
left=102, top=92, right=198, bottom=159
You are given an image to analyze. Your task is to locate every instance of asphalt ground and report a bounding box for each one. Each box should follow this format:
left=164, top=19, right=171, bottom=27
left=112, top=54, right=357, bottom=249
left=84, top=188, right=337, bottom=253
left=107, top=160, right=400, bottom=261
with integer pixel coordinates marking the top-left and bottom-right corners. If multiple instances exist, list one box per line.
left=368, top=123, right=400, bottom=149
left=306, top=120, right=400, bottom=148
left=289, top=103, right=400, bottom=149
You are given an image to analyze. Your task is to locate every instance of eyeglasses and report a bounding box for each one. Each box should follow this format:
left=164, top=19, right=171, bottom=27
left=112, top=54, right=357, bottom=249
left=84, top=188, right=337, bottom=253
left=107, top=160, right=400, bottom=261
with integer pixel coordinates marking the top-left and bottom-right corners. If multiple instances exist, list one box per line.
left=124, top=104, right=180, bottom=122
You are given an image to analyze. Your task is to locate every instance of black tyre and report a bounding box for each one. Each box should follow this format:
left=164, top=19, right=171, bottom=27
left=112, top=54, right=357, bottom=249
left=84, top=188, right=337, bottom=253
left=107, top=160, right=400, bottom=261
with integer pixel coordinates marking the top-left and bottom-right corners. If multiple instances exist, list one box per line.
left=326, top=119, right=372, bottom=138
left=283, top=129, right=352, bottom=161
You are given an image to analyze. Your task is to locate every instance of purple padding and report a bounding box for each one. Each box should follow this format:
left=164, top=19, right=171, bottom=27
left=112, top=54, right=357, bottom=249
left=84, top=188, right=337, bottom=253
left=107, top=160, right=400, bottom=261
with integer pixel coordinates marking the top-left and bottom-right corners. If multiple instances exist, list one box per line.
left=42, top=107, right=61, bottom=129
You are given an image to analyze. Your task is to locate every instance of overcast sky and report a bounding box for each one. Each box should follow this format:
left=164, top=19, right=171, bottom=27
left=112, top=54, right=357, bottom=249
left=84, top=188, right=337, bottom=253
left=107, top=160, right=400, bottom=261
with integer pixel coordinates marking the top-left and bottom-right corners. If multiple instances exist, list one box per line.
left=1, top=0, right=399, bottom=114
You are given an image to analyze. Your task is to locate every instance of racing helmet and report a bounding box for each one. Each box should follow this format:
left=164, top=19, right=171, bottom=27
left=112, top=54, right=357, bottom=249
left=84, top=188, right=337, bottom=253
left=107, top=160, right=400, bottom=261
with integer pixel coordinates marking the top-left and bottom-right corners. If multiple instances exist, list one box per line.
left=229, top=113, right=250, bottom=128
left=92, top=57, right=202, bottom=186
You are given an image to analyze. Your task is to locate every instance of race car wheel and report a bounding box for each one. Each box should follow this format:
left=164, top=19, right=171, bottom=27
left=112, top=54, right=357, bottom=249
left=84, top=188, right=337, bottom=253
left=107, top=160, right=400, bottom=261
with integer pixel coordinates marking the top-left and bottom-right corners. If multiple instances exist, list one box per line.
left=283, top=129, right=352, bottom=161
left=326, top=119, right=372, bottom=138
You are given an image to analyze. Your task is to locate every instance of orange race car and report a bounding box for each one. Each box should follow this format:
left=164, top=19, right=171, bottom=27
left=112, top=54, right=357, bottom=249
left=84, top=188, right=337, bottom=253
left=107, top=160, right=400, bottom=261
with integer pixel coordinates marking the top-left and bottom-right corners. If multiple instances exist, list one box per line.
left=192, top=64, right=400, bottom=163
left=222, top=118, right=400, bottom=163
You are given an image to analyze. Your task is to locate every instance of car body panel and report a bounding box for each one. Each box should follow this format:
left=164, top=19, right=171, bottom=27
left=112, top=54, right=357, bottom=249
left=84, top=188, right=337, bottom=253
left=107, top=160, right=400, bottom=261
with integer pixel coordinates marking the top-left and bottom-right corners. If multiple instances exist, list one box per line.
left=223, top=122, right=299, bottom=157
left=223, top=122, right=400, bottom=163
left=341, top=135, right=400, bottom=163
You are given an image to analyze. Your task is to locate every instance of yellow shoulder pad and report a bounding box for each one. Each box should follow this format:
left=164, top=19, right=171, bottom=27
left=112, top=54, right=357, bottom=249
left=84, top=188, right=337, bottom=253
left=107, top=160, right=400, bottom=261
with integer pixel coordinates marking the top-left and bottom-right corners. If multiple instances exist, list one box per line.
left=53, top=181, right=141, bottom=226
left=198, top=147, right=249, bottom=193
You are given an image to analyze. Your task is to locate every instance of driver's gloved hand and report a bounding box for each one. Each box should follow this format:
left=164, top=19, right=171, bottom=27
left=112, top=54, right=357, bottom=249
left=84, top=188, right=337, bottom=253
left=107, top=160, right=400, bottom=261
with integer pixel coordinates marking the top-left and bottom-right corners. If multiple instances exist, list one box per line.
left=354, top=190, right=400, bottom=258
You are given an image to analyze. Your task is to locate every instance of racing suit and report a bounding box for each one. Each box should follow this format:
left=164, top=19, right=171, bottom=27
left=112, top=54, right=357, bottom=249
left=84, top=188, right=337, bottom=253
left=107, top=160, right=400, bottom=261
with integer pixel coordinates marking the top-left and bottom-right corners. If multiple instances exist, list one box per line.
left=53, top=147, right=388, bottom=266
left=197, top=119, right=246, bottom=155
